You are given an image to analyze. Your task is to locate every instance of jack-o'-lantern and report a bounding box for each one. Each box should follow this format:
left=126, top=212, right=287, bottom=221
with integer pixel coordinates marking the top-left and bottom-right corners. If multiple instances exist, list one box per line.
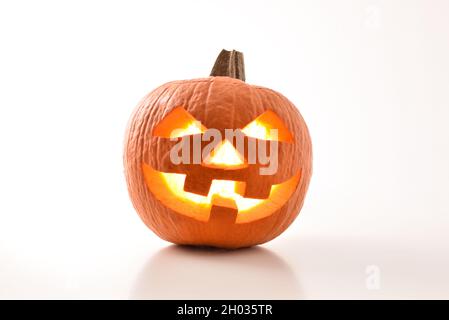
left=124, top=50, right=312, bottom=249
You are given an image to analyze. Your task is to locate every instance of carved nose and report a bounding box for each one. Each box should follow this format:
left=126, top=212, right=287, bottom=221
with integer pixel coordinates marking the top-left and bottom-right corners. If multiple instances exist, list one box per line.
left=202, top=140, right=246, bottom=169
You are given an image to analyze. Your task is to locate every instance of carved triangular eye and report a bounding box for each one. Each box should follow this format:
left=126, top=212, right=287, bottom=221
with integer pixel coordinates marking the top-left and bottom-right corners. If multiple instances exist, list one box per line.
left=153, top=107, right=207, bottom=138
left=241, top=110, right=293, bottom=142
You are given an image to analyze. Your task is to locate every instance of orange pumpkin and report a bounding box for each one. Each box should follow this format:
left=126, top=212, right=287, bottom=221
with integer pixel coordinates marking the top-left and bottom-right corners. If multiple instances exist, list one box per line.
left=124, top=50, right=312, bottom=249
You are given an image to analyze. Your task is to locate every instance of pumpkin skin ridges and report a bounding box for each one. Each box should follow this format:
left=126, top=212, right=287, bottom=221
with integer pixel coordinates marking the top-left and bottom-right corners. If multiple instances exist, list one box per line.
left=124, top=76, right=312, bottom=249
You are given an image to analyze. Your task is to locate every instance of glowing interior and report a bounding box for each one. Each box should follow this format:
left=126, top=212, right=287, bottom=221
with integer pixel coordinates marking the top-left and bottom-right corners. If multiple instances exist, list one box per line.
left=203, top=140, right=246, bottom=168
left=153, top=107, right=206, bottom=138
left=242, top=121, right=276, bottom=140
left=242, top=110, right=293, bottom=142
left=147, top=108, right=298, bottom=223
left=170, top=122, right=203, bottom=138
left=154, top=107, right=293, bottom=142
left=142, top=163, right=300, bottom=223
left=161, top=173, right=264, bottom=211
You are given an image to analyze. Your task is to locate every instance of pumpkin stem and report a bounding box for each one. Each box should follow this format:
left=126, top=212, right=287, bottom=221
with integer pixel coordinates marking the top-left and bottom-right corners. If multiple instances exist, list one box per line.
left=210, top=49, right=245, bottom=82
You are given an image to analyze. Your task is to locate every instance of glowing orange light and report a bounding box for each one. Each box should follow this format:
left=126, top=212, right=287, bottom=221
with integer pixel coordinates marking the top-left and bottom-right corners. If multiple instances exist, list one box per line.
left=153, top=107, right=206, bottom=138
left=161, top=173, right=264, bottom=211
left=242, top=120, right=277, bottom=140
left=169, top=121, right=204, bottom=138
left=241, top=110, right=293, bottom=142
left=203, top=140, right=246, bottom=168
left=142, top=163, right=300, bottom=223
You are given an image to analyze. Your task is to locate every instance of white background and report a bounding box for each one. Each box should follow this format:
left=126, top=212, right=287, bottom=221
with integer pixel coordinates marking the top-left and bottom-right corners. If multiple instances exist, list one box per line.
left=0, top=0, right=448, bottom=299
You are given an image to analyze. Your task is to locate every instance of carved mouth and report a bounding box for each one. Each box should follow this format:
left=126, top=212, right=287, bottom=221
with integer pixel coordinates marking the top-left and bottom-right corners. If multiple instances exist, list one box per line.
left=142, top=163, right=300, bottom=224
